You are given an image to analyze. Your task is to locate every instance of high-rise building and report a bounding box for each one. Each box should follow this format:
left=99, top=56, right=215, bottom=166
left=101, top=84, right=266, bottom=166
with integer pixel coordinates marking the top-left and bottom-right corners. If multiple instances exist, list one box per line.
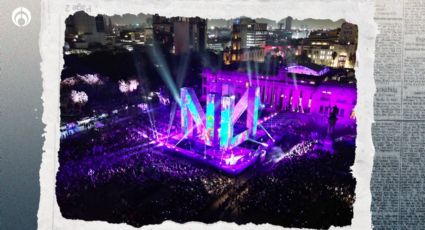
left=107, top=18, right=113, bottom=34
left=70, top=11, right=97, bottom=34
left=152, top=15, right=207, bottom=54
left=152, top=14, right=174, bottom=51
left=206, top=27, right=231, bottom=53
left=232, top=18, right=267, bottom=49
left=95, top=15, right=106, bottom=33
left=188, top=17, right=207, bottom=52
left=173, top=19, right=191, bottom=54
left=171, top=17, right=207, bottom=54
left=338, top=22, right=358, bottom=45
left=229, top=18, right=267, bottom=62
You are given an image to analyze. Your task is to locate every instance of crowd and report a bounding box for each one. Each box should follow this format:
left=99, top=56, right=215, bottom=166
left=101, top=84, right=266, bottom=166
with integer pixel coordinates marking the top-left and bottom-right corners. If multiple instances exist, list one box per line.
left=59, top=115, right=152, bottom=164
left=228, top=143, right=356, bottom=228
left=57, top=110, right=356, bottom=228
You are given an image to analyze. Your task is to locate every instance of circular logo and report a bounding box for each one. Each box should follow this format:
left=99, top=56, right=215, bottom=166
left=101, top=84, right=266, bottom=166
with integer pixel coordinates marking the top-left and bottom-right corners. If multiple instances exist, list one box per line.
left=12, top=7, right=31, bottom=27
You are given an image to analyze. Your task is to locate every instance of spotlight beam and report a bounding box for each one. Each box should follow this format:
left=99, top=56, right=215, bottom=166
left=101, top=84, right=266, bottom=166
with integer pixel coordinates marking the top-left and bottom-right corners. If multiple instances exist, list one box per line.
left=259, top=124, right=275, bottom=142
left=247, top=138, right=269, bottom=147
left=147, top=42, right=181, bottom=105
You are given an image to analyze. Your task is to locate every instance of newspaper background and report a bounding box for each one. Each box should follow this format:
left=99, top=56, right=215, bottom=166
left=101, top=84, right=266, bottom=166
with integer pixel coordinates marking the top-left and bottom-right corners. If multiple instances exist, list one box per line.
left=37, top=0, right=376, bottom=229
left=372, top=0, right=425, bottom=229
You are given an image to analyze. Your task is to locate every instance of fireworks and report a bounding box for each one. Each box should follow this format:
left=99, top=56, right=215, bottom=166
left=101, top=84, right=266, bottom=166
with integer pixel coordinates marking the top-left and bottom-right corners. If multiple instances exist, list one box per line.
left=61, top=74, right=103, bottom=86
left=119, top=79, right=139, bottom=93
left=77, top=74, right=103, bottom=85
left=70, top=90, right=88, bottom=105
left=61, top=77, right=78, bottom=86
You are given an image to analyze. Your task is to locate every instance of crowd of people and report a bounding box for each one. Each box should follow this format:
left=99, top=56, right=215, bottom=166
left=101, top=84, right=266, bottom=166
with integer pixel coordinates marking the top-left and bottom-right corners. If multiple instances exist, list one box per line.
left=224, top=144, right=356, bottom=228
left=57, top=108, right=357, bottom=228
left=59, top=114, right=152, bottom=164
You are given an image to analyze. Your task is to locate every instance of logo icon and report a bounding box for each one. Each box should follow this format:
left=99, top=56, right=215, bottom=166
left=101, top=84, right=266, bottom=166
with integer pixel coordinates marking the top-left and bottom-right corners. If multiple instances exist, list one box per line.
left=12, top=7, right=31, bottom=27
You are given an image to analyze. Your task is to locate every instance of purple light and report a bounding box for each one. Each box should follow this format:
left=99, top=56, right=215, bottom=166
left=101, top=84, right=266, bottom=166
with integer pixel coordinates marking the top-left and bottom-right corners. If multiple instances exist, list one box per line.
left=201, top=68, right=356, bottom=124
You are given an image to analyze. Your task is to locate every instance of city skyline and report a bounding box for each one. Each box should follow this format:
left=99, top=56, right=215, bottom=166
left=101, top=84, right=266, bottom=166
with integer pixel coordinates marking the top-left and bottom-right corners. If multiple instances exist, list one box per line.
left=65, top=11, right=357, bottom=69
left=70, top=11, right=347, bottom=30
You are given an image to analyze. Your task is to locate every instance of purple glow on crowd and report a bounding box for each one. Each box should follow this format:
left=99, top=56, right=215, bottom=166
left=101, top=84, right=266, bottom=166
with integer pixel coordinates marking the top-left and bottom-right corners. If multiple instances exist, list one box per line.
left=58, top=12, right=359, bottom=227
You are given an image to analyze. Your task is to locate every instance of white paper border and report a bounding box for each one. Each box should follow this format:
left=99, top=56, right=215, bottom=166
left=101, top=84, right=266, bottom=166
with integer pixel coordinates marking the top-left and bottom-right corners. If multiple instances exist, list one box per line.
left=38, top=0, right=377, bottom=229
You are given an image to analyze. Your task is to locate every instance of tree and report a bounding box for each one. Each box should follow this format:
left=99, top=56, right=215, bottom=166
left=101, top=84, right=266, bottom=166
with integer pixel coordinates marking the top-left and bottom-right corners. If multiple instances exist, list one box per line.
left=332, top=51, right=338, bottom=60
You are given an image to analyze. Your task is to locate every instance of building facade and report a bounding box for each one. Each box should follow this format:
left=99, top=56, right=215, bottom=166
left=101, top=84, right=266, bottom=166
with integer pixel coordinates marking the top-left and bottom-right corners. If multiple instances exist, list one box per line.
left=300, top=24, right=358, bottom=69
left=152, top=15, right=207, bottom=54
left=201, top=67, right=356, bottom=121
left=152, top=14, right=174, bottom=51
left=229, top=18, right=267, bottom=63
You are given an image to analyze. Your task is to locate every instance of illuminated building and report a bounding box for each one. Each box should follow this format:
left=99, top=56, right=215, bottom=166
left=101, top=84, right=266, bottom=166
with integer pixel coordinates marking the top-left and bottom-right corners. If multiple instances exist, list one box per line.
left=291, top=30, right=309, bottom=39
left=187, top=17, right=207, bottom=52
left=300, top=25, right=358, bottom=69
left=119, top=30, right=145, bottom=44
left=144, top=28, right=154, bottom=44
left=202, top=66, right=356, bottom=120
left=301, top=43, right=357, bottom=69
left=207, top=27, right=231, bottom=53
left=228, top=18, right=267, bottom=63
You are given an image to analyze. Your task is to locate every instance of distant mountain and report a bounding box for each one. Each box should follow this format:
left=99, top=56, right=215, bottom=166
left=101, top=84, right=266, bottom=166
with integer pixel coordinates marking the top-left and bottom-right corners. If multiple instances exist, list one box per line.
left=284, top=18, right=346, bottom=30
left=208, top=19, right=233, bottom=28
left=208, top=17, right=346, bottom=30
left=106, top=13, right=346, bottom=30
left=109, top=13, right=152, bottom=27
left=255, top=18, right=277, bottom=27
